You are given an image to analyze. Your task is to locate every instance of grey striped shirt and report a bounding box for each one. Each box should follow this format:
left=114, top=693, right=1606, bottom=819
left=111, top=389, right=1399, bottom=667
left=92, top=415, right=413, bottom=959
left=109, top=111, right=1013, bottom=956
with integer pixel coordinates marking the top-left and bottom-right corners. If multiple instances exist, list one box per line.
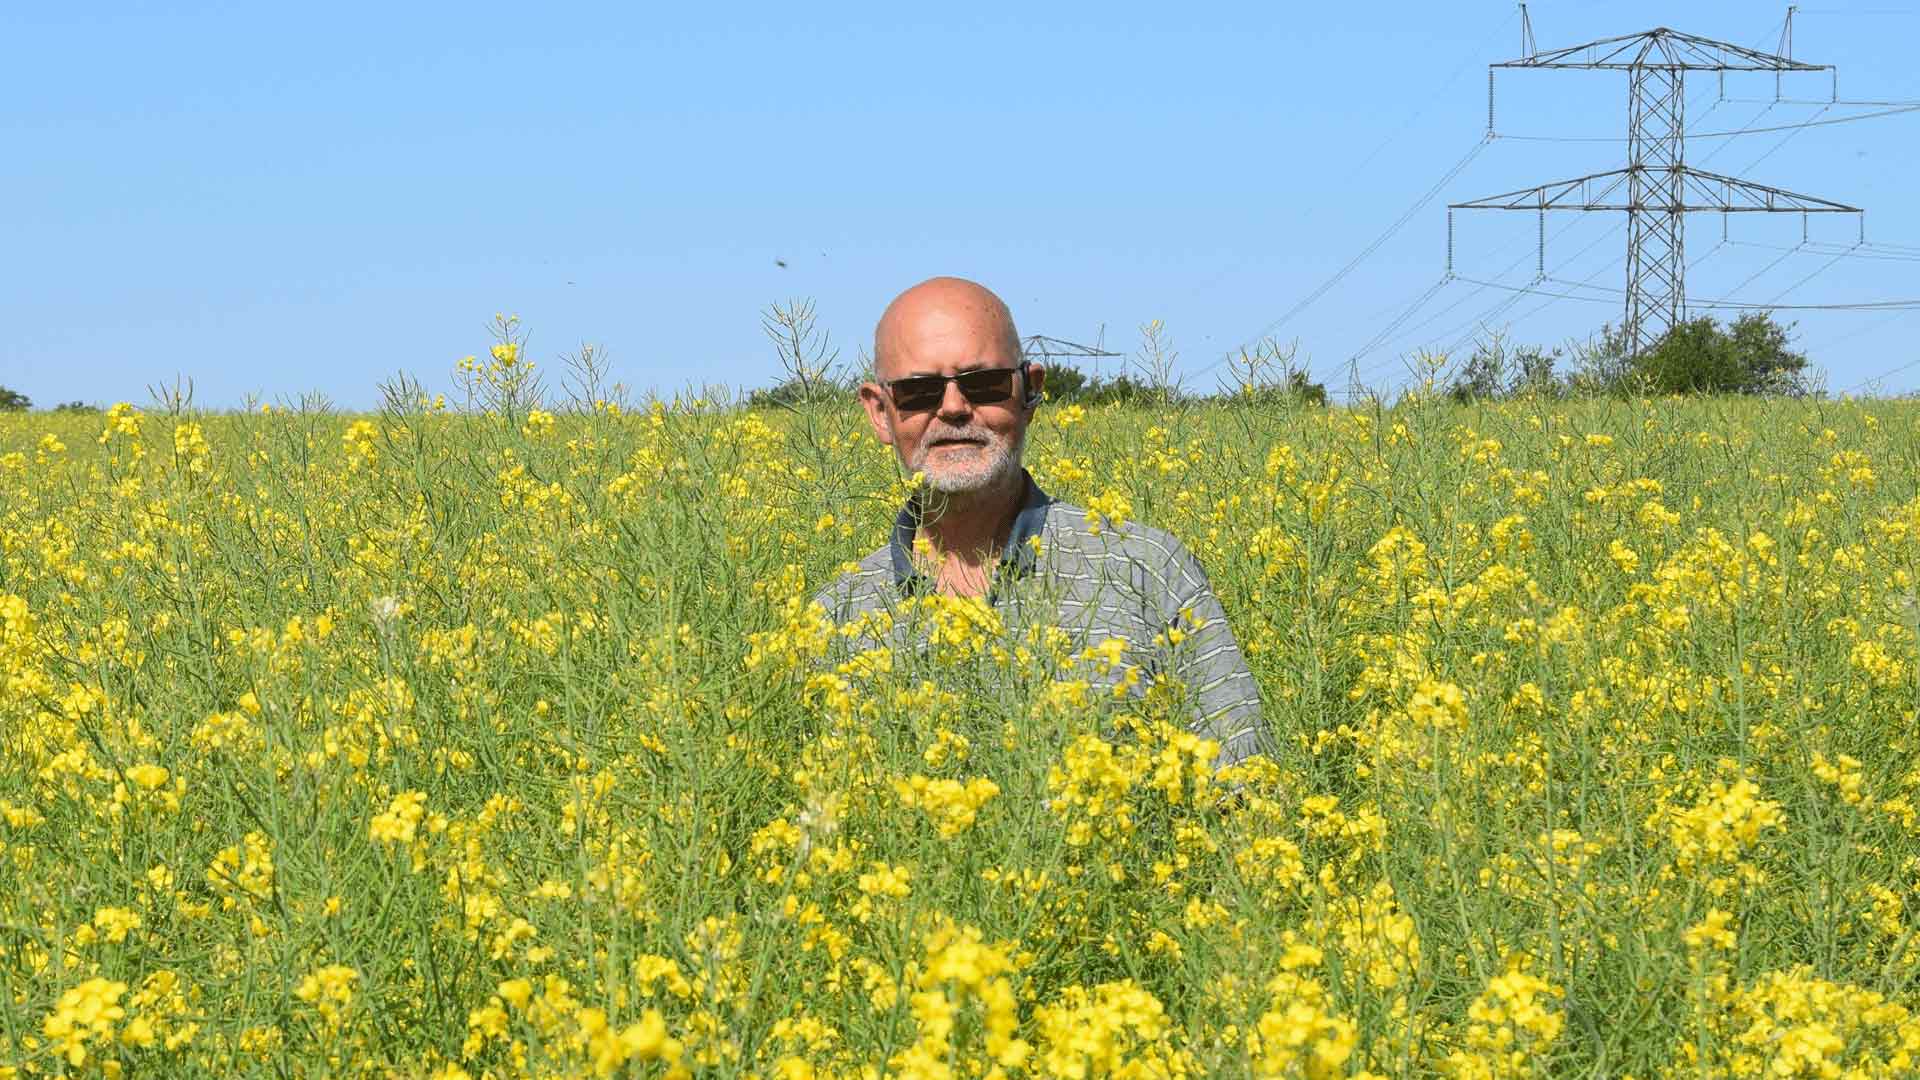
left=813, top=472, right=1268, bottom=769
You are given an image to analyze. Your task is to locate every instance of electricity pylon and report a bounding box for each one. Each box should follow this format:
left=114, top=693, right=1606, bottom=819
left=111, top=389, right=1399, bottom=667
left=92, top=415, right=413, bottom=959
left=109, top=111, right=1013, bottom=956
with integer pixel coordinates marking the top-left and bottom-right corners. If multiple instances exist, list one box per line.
left=1450, top=7, right=1862, bottom=357
left=1022, top=334, right=1121, bottom=381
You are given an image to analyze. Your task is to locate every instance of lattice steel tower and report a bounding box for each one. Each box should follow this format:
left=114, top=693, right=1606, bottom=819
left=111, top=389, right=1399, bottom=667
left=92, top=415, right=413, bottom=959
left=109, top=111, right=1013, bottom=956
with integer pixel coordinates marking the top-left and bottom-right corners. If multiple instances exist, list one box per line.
left=1452, top=8, right=1862, bottom=356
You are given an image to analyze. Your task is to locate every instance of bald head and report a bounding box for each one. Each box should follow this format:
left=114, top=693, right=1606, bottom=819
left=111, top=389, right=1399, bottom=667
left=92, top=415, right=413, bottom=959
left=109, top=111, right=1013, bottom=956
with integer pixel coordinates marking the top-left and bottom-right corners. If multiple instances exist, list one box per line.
left=873, top=276, right=1022, bottom=380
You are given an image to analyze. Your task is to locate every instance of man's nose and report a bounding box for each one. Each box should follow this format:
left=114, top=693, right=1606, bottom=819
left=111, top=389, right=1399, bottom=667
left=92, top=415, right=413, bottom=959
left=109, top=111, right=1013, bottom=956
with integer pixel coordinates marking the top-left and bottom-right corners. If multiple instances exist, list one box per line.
left=935, top=379, right=973, bottom=420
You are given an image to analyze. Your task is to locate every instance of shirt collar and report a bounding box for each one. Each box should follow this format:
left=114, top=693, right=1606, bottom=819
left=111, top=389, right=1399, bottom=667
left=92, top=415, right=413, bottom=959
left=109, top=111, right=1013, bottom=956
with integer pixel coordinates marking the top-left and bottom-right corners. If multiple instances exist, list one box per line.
left=890, top=470, right=1053, bottom=596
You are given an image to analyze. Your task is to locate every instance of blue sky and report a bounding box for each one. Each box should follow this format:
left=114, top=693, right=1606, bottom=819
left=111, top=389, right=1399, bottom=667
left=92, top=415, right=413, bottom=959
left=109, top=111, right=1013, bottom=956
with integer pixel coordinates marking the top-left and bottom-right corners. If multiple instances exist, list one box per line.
left=5, top=1, right=1919, bottom=409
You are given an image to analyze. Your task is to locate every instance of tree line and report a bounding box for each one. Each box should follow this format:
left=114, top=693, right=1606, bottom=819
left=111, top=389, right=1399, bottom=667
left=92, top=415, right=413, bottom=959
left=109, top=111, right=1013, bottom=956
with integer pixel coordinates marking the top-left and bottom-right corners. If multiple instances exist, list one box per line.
left=746, top=310, right=1824, bottom=409
left=0, top=311, right=1833, bottom=415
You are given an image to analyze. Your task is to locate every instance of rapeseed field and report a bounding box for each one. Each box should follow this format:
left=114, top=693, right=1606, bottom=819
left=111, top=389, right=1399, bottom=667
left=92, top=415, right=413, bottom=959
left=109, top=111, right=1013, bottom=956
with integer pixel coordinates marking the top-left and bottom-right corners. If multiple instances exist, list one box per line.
left=3, top=353, right=1919, bottom=1077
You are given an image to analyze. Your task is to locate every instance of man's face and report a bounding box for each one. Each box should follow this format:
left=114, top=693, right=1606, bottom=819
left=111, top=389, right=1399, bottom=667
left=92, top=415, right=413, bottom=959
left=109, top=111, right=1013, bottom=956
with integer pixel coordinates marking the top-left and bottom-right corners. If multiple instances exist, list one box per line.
left=860, top=308, right=1043, bottom=495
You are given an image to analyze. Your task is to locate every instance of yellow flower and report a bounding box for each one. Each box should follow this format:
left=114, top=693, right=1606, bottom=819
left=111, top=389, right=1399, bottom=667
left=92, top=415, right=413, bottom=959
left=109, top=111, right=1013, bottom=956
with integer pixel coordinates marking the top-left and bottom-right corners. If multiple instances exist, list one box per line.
left=1665, top=775, right=1785, bottom=880
left=1683, top=909, right=1739, bottom=952
left=91, top=906, right=142, bottom=944
left=1084, top=489, right=1134, bottom=534
left=584, top=1008, right=682, bottom=1075
left=370, top=790, right=428, bottom=845
left=125, top=763, right=170, bottom=791
left=1035, top=980, right=1188, bottom=1078
left=1442, top=963, right=1564, bottom=1079
left=205, top=832, right=275, bottom=908
left=893, top=775, right=1000, bottom=838
left=856, top=862, right=913, bottom=899
left=892, top=920, right=1029, bottom=1074
left=293, top=964, right=359, bottom=1033
left=43, top=978, right=128, bottom=1067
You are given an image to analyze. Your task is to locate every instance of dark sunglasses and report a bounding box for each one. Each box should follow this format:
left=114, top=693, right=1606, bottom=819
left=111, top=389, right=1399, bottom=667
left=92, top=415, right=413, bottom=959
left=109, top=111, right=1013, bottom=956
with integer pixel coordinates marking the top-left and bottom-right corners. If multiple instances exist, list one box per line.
left=884, top=362, right=1029, bottom=413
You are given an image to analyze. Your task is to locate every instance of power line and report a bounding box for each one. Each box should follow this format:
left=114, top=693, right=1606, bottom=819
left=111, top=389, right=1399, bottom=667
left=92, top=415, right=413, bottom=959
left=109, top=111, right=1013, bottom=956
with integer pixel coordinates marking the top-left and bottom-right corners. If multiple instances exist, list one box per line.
left=1220, top=9, right=1667, bottom=382
left=1343, top=276, right=1457, bottom=369
left=1764, top=244, right=1861, bottom=305
left=1192, top=131, right=1495, bottom=388
left=1361, top=209, right=1638, bottom=370
left=1171, top=10, right=1521, bottom=339
left=1739, top=102, right=1829, bottom=172
left=1226, top=136, right=1492, bottom=355
left=1507, top=238, right=1638, bottom=330
left=1495, top=102, right=1920, bottom=141
left=1648, top=285, right=1920, bottom=311
left=1689, top=238, right=1728, bottom=272
left=1464, top=273, right=1920, bottom=310
left=1723, top=242, right=1807, bottom=300
left=1845, top=352, right=1920, bottom=395
left=1717, top=96, right=1920, bottom=106
left=1411, top=222, right=1624, bottom=364
left=1343, top=270, right=1553, bottom=397
left=1809, top=306, right=1915, bottom=356
left=1455, top=276, right=1612, bottom=303
left=1334, top=277, right=1552, bottom=402
left=1703, top=102, right=1920, bottom=138
left=1341, top=11, right=1520, bottom=184
left=1441, top=286, right=1539, bottom=356
left=1728, top=239, right=1920, bottom=263
left=1347, top=218, right=1633, bottom=389
left=1428, top=77, right=1747, bottom=341
left=1354, top=277, right=1492, bottom=366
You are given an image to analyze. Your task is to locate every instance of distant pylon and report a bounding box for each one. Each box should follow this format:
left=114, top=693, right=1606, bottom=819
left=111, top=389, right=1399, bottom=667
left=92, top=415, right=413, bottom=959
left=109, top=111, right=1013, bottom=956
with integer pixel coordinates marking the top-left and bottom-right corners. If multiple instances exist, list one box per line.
left=1021, top=334, right=1122, bottom=381
left=1451, top=10, right=1862, bottom=356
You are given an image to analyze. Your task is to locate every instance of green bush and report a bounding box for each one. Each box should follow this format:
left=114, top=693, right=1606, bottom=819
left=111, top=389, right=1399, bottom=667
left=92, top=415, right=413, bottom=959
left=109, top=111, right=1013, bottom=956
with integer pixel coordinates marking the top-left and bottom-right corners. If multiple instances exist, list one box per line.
left=746, top=374, right=852, bottom=410
left=1447, top=333, right=1565, bottom=403
left=1036, top=362, right=1094, bottom=402
left=1031, top=363, right=1165, bottom=406
left=1635, top=312, right=1810, bottom=396
left=1567, top=312, right=1811, bottom=397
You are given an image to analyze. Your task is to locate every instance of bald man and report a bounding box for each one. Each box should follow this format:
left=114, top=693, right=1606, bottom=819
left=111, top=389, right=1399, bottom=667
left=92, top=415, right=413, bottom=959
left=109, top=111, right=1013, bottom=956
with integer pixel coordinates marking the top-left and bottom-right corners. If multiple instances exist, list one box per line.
left=814, top=277, right=1268, bottom=770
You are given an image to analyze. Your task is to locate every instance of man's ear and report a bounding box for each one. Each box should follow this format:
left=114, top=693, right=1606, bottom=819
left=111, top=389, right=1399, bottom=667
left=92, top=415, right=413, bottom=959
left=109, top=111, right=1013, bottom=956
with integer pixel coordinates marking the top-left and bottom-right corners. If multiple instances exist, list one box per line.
left=858, top=382, right=896, bottom=446
left=1023, top=362, right=1046, bottom=409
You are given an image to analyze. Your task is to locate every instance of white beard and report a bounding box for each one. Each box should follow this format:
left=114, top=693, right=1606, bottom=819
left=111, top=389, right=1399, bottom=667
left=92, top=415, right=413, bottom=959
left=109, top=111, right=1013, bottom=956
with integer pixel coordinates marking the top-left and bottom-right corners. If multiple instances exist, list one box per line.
left=905, top=421, right=1026, bottom=494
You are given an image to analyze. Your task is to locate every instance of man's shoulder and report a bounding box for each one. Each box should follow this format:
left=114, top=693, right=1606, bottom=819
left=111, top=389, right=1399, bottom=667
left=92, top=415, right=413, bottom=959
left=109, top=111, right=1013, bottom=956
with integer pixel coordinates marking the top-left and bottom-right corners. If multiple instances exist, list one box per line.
left=812, top=545, right=895, bottom=616
left=1038, top=499, right=1196, bottom=566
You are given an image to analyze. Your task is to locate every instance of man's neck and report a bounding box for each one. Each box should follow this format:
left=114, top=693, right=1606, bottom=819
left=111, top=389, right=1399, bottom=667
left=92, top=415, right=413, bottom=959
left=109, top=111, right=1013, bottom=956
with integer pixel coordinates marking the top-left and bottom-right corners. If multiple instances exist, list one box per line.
left=917, top=472, right=1026, bottom=589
